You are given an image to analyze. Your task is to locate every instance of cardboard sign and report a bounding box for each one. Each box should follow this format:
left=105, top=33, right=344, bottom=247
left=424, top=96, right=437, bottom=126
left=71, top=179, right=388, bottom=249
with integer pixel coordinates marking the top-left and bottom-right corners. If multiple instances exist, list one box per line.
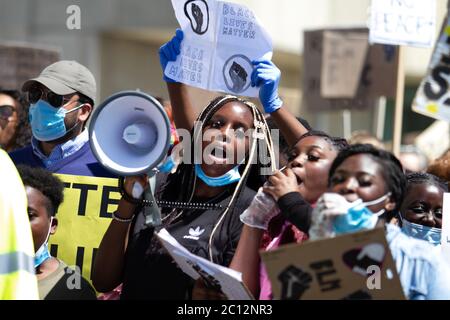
left=165, top=0, right=272, bottom=97
left=412, top=16, right=450, bottom=122
left=303, top=29, right=399, bottom=111
left=48, top=174, right=120, bottom=284
left=442, top=193, right=450, bottom=267
left=0, top=43, right=60, bottom=90
left=415, top=121, right=450, bottom=161
left=260, top=228, right=405, bottom=300
left=156, top=228, right=253, bottom=300
left=369, top=0, right=436, bottom=48
left=321, top=31, right=369, bottom=98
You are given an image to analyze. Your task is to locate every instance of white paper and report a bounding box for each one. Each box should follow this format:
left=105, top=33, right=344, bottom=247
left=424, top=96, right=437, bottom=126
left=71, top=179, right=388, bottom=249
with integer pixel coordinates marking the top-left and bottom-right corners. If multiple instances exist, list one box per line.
left=369, top=0, right=436, bottom=48
left=155, top=228, right=254, bottom=300
left=442, top=193, right=450, bottom=267
left=165, top=0, right=273, bottom=97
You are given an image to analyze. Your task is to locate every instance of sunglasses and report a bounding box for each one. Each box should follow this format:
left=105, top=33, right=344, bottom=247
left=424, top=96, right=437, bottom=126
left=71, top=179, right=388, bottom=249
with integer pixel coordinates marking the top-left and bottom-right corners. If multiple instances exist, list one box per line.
left=0, top=105, right=15, bottom=120
left=27, top=86, right=75, bottom=108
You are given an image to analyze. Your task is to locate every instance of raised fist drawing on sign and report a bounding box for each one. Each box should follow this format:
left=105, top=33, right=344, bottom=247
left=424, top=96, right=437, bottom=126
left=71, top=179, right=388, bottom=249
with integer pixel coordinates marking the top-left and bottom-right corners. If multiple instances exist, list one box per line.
left=278, top=265, right=313, bottom=300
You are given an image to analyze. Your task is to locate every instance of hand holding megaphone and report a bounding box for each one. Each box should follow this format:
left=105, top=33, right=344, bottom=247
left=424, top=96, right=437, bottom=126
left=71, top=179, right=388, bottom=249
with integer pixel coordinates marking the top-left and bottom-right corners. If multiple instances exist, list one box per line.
left=123, top=175, right=149, bottom=200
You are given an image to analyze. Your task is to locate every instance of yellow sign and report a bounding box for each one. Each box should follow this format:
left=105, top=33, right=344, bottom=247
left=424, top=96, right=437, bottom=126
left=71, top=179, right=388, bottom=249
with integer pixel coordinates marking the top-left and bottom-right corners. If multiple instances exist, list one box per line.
left=48, top=174, right=120, bottom=285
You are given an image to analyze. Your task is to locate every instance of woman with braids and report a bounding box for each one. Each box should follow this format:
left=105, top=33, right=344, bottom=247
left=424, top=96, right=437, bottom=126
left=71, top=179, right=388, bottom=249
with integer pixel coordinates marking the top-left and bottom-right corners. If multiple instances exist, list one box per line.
left=0, top=88, right=32, bottom=152
left=91, top=29, right=308, bottom=299
left=398, top=172, right=448, bottom=246
left=309, top=144, right=450, bottom=300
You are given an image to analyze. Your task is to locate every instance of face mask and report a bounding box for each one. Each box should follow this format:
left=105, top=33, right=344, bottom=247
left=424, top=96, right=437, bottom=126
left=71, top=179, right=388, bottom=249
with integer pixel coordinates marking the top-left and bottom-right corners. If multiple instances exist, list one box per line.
left=29, top=100, right=83, bottom=142
left=400, top=215, right=441, bottom=246
left=333, top=193, right=391, bottom=235
left=34, top=217, right=53, bottom=268
left=195, top=164, right=241, bottom=187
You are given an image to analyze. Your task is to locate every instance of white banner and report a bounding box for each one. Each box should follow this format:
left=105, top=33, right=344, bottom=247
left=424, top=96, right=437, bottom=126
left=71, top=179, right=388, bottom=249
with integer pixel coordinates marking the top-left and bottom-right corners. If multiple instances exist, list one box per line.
left=165, top=0, right=273, bottom=97
left=369, top=0, right=436, bottom=48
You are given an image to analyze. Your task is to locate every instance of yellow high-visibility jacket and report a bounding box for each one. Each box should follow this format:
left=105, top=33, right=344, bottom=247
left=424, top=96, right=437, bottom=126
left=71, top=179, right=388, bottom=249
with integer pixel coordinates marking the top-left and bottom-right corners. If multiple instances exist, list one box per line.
left=0, top=150, right=39, bottom=300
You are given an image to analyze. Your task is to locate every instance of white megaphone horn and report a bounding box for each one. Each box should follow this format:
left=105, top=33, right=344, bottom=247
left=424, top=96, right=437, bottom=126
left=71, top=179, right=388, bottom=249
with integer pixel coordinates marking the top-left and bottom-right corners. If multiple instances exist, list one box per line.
left=89, top=90, right=171, bottom=227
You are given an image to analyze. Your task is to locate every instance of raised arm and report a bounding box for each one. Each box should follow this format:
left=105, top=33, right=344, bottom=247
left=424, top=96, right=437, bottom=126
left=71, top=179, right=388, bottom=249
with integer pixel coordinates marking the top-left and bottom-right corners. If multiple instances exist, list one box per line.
left=251, top=60, right=309, bottom=147
left=159, top=29, right=197, bottom=131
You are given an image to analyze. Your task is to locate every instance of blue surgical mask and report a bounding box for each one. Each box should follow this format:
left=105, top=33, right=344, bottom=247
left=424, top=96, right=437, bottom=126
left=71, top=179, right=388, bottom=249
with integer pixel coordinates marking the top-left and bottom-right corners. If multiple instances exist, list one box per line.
left=400, top=215, right=441, bottom=246
left=333, top=193, right=391, bottom=235
left=194, top=164, right=241, bottom=187
left=34, top=217, right=53, bottom=268
left=29, top=99, right=83, bottom=142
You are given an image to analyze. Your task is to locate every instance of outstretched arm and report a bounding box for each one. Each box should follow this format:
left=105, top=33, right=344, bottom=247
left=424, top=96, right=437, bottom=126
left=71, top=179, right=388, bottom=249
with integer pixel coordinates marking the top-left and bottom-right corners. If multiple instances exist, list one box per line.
left=252, top=60, right=309, bottom=147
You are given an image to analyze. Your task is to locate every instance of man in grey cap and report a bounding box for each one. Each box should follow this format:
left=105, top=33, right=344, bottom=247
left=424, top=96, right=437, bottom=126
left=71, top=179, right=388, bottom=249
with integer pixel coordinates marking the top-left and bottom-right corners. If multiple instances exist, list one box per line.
left=9, top=60, right=114, bottom=178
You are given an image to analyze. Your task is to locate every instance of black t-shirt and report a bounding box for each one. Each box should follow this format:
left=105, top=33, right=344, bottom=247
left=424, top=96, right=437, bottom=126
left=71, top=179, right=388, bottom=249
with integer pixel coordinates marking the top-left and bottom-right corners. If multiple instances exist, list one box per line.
left=120, top=181, right=255, bottom=300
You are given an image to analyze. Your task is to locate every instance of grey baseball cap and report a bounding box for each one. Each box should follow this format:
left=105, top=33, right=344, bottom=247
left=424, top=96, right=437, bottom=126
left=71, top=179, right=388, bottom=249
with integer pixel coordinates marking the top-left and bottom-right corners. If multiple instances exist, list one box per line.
left=22, top=60, right=96, bottom=104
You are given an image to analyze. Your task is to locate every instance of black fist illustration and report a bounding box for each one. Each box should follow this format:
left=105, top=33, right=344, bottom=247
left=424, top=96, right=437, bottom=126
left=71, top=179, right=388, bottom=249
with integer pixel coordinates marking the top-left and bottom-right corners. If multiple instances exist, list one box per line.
left=278, top=265, right=313, bottom=300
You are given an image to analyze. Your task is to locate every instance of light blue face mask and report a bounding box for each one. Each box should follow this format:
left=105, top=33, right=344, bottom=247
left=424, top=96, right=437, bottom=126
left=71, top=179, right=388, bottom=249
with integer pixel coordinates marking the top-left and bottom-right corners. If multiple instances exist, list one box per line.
left=34, top=217, right=53, bottom=268
left=29, top=99, right=83, bottom=142
left=333, top=193, right=391, bottom=235
left=194, top=164, right=241, bottom=187
left=400, top=215, right=442, bottom=246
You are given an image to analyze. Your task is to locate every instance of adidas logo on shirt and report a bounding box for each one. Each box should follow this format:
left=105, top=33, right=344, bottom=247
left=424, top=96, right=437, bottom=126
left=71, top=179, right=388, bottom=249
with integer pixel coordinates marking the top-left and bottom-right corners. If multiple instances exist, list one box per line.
left=183, top=226, right=205, bottom=240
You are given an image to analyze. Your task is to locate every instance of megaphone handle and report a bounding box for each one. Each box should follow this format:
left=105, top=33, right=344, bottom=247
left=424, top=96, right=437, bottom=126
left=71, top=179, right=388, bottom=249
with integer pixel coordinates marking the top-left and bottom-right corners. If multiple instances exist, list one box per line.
left=143, top=177, right=162, bottom=227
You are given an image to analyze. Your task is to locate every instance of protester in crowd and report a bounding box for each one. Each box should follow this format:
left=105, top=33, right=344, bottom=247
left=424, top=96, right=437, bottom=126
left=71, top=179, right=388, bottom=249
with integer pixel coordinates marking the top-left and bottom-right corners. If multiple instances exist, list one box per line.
left=348, top=130, right=385, bottom=150
left=17, top=165, right=97, bottom=300
left=91, top=30, right=289, bottom=300
left=310, top=144, right=450, bottom=300
left=9, top=60, right=114, bottom=178
left=427, top=150, right=450, bottom=183
left=399, top=144, right=428, bottom=173
left=0, top=150, right=38, bottom=300
left=0, top=88, right=31, bottom=152
left=398, top=172, right=447, bottom=246
left=231, top=130, right=348, bottom=299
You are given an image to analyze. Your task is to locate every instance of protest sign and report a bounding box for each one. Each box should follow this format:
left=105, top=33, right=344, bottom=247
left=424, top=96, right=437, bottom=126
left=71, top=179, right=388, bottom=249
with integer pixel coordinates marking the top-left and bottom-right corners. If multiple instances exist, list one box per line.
left=260, top=228, right=405, bottom=300
left=156, top=228, right=253, bottom=300
left=165, top=0, right=272, bottom=97
left=369, top=0, right=436, bottom=48
left=0, top=43, right=60, bottom=90
left=442, top=193, right=450, bottom=267
left=412, top=15, right=450, bottom=122
left=48, top=174, right=120, bottom=283
left=415, top=120, right=450, bottom=161
left=303, top=28, right=399, bottom=111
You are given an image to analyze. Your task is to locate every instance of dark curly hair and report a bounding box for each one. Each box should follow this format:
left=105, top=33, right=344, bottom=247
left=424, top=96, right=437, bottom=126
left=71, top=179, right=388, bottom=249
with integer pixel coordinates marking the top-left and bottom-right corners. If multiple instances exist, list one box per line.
left=17, top=165, right=64, bottom=217
left=328, top=144, right=406, bottom=219
left=0, top=88, right=32, bottom=150
left=405, top=172, right=448, bottom=193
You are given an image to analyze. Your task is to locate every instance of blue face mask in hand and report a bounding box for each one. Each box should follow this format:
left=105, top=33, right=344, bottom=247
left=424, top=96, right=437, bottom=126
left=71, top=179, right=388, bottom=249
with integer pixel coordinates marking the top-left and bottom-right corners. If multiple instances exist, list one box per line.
left=400, top=215, right=442, bottom=246
left=195, top=164, right=241, bottom=187
left=333, top=193, right=391, bottom=235
left=29, top=100, right=84, bottom=142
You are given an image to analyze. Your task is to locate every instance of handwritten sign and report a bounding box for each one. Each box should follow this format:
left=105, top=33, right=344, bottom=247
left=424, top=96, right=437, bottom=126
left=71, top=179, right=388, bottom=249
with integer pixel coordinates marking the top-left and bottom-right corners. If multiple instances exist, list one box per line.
left=0, top=43, right=60, bottom=90
left=260, top=228, right=405, bottom=300
left=165, top=0, right=272, bottom=97
left=412, top=16, right=450, bottom=121
left=369, top=0, right=436, bottom=48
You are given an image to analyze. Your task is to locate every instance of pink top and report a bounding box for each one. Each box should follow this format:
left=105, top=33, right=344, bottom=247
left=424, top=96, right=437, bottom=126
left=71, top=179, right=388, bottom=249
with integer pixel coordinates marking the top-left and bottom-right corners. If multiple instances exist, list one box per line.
left=259, top=221, right=308, bottom=300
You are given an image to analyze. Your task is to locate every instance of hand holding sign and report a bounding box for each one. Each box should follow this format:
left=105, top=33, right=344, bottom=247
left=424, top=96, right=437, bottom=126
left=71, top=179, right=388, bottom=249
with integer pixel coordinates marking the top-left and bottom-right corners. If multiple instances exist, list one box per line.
left=165, top=0, right=273, bottom=97
left=251, top=60, right=283, bottom=114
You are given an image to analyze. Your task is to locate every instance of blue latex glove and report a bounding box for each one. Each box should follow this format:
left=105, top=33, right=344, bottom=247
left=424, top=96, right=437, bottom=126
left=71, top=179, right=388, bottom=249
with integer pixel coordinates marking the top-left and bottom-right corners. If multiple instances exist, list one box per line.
left=159, top=29, right=184, bottom=83
left=251, top=60, right=283, bottom=114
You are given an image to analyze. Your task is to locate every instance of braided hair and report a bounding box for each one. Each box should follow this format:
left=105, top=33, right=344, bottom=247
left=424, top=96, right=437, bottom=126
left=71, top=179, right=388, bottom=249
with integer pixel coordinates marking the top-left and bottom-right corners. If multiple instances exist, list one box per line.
left=328, top=144, right=406, bottom=220
left=294, top=130, right=349, bottom=152
left=155, top=95, right=276, bottom=262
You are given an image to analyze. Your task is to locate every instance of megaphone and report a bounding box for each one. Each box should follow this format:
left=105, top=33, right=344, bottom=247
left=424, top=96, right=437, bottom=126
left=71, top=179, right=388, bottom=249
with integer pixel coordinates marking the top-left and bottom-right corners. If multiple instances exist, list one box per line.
left=89, top=90, right=171, bottom=227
